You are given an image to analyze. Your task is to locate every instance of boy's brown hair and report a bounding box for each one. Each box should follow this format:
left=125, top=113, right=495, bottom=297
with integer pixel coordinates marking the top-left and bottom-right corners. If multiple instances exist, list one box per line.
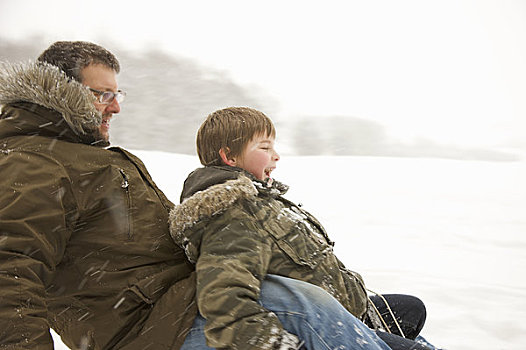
left=197, top=107, right=276, bottom=166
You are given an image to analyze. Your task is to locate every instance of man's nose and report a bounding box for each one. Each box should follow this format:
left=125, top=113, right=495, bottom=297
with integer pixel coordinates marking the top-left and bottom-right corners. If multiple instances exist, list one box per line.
left=106, top=98, right=121, bottom=114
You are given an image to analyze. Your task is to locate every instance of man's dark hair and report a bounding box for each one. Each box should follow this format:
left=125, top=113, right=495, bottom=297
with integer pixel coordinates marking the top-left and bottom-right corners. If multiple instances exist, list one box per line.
left=37, top=41, right=120, bottom=82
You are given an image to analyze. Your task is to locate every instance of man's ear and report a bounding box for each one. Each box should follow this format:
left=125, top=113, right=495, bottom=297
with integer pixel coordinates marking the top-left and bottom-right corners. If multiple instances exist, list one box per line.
left=219, top=147, right=236, bottom=166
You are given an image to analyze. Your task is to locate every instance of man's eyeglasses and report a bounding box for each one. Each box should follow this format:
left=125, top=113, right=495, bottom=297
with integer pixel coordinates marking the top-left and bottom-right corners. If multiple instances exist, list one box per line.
left=89, top=88, right=126, bottom=104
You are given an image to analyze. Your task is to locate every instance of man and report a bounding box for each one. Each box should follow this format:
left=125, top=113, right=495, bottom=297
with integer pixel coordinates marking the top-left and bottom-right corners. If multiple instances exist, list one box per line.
left=0, top=41, right=198, bottom=349
left=0, top=41, right=401, bottom=350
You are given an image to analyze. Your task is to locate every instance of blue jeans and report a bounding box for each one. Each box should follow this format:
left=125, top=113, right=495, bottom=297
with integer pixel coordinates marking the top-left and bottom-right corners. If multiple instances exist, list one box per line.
left=182, top=274, right=392, bottom=349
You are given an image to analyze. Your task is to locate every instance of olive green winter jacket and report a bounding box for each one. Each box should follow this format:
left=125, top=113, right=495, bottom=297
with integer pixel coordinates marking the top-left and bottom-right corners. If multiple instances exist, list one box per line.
left=0, top=62, right=197, bottom=349
left=169, top=166, right=369, bottom=349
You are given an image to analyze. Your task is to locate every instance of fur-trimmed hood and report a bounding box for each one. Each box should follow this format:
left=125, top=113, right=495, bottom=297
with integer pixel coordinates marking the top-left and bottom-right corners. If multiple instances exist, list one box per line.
left=169, top=166, right=289, bottom=245
left=0, top=60, right=101, bottom=139
left=170, top=174, right=257, bottom=242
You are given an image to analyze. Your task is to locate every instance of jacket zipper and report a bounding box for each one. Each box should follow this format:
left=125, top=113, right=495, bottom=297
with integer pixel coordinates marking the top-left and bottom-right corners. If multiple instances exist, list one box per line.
left=111, top=147, right=172, bottom=212
left=119, top=168, right=133, bottom=239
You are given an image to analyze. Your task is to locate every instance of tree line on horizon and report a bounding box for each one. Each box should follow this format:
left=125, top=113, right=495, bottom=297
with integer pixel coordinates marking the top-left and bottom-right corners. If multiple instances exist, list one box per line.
left=1, top=37, right=518, bottom=161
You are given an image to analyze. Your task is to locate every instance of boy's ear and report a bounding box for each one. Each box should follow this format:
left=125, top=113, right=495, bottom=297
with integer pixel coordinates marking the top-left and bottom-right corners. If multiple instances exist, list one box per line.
left=219, top=147, right=236, bottom=166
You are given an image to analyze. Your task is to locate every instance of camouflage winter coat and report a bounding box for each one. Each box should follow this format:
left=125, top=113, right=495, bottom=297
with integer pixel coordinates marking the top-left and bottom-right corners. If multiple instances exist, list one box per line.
left=169, top=166, right=368, bottom=349
left=0, top=61, right=196, bottom=349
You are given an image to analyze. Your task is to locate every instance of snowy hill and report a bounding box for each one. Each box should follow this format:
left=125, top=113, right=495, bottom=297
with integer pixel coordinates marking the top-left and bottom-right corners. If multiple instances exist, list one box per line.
left=52, top=151, right=526, bottom=349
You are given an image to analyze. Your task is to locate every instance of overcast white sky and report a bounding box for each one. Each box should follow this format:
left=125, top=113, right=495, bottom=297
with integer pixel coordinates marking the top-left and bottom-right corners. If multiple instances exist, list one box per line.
left=1, top=0, right=525, bottom=154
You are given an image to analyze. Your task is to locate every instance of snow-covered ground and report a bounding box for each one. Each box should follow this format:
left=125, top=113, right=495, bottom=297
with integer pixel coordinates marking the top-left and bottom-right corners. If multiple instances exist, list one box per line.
left=52, top=151, right=526, bottom=349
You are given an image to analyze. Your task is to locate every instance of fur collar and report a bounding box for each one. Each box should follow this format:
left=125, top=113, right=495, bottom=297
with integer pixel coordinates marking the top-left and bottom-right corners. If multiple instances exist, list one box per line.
left=169, top=175, right=258, bottom=240
left=0, top=61, right=101, bottom=137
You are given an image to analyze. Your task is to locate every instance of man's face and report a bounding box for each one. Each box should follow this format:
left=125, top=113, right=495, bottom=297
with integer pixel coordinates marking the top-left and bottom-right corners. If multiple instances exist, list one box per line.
left=81, top=63, right=121, bottom=142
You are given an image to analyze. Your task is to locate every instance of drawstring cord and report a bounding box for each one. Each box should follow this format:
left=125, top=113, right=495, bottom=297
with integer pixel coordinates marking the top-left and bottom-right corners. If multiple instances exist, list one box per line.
left=367, top=288, right=406, bottom=339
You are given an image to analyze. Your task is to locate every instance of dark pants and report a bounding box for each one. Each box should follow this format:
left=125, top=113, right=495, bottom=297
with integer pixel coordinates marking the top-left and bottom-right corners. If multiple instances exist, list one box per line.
left=366, top=294, right=432, bottom=350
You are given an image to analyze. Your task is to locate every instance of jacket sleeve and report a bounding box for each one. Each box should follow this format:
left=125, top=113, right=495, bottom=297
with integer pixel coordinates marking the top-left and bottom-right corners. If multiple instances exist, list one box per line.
left=194, top=205, right=298, bottom=350
left=336, top=257, right=369, bottom=319
left=0, top=151, right=75, bottom=349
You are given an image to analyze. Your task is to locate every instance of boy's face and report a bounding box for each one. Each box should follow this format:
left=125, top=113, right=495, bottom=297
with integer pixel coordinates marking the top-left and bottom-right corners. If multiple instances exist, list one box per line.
left=235, top=133, right=280, bottom=181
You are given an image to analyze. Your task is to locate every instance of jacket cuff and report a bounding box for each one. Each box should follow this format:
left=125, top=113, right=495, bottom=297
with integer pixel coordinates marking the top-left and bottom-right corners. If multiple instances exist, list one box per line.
left=274, top=330, right=302, bottom=350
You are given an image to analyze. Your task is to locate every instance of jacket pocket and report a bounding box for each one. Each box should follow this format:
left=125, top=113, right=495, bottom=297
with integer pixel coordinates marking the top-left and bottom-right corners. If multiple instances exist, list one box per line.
left=81, top=165, right=133, bottom=240
left=117, top=272, right=197, bottom=350
left=263, top=206, right=332, bottom=269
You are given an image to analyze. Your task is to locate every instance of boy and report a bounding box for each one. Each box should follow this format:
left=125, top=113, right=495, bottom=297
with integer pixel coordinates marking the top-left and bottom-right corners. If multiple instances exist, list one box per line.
left=170, top=107, right=436, bottom=350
